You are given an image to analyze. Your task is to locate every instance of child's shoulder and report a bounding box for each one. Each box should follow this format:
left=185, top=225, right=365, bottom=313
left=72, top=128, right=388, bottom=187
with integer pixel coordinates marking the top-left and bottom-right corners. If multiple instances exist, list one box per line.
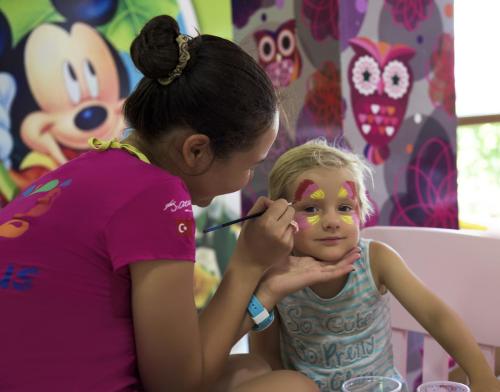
left=363, top=238, right=401, bottom=288
left=363, top=237, right=395, bottom=259
left=365, top=237, right=405, bottom=280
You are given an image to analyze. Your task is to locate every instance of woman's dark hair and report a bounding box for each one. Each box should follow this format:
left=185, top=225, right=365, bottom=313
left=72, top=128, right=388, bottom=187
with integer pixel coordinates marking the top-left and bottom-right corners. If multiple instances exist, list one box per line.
left=124, top=15, right=278, bottom=158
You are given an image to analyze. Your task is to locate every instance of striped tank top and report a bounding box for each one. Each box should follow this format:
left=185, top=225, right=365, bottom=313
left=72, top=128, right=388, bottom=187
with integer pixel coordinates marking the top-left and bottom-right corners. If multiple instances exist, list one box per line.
left=277, top=238, right=406, bottom=391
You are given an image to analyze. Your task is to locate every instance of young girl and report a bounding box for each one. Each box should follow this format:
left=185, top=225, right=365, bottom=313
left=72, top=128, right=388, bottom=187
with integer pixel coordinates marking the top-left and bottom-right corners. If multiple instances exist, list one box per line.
left=0, top=16, right=360, bottom=392
left=250, top=139, right=500, bottom=392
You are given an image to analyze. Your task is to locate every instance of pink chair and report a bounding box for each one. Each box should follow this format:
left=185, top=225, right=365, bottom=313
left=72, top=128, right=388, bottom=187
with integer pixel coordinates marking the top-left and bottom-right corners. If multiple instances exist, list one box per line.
left=361, top=226, right=500, bottom=383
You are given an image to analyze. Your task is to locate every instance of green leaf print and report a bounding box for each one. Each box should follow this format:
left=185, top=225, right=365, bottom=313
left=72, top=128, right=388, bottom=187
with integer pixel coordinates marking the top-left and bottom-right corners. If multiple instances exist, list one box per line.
left=98, top=0, right=179, bottom=52
left=0, top=162, right=18, bottom=202
left=0, top=0, right=63, bottom=46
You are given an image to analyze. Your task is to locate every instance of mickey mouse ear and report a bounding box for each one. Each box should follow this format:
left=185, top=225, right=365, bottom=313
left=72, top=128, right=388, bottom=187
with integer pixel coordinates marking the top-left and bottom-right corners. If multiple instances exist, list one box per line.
left=0, top=12, right=12, bottom=59
left=51, top=0, right=119, bottom=26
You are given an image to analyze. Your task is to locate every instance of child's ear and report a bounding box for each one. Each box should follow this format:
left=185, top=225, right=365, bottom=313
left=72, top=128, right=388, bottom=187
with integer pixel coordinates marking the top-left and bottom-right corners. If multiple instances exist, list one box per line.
left=181, top=134, right=214, bottom=172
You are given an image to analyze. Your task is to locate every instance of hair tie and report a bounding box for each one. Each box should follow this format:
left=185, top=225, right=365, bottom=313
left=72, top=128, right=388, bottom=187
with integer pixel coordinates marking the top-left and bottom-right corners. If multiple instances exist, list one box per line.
left=157, top=34, right=191, bottom=86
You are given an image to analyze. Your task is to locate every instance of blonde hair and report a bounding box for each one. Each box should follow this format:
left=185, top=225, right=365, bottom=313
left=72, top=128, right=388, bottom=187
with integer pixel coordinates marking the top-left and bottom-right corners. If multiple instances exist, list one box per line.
left=268, top=138, right=374, bottom=224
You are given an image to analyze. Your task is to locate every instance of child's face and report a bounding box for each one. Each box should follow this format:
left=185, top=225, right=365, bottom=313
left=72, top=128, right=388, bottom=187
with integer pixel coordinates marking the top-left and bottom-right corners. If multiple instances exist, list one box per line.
left=288, top=166, right=361, bottom=262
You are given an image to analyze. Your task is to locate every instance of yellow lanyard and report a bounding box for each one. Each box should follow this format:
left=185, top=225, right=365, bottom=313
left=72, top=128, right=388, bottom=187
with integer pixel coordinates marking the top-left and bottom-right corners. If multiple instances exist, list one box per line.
left=88, top=137, right=151, bottom=164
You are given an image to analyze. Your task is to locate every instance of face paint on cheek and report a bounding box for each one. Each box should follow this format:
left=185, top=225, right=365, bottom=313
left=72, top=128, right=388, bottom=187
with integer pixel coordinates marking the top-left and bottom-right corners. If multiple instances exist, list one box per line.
left=353, top=210, right=361, bottom=226
left=338, top=180, right=362, bottom=226
left=307, top=215, right=320, bottom=225
left=341, top=215, right=354, bottom=225
left=294, top=179, right=325, bottom=202
left=294, top=213, right=320, bottom=230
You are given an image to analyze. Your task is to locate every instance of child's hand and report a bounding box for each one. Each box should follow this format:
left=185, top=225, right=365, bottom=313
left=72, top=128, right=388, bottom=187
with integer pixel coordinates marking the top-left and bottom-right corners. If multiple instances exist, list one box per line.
left=256, top=247, right=361, bottom=306
left=470, top=377, right=500, bottom=391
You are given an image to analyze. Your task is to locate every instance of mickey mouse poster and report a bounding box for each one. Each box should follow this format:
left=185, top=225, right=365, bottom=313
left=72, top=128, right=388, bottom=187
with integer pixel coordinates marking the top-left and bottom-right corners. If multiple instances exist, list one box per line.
left=0, top=0, right=134, bottom=203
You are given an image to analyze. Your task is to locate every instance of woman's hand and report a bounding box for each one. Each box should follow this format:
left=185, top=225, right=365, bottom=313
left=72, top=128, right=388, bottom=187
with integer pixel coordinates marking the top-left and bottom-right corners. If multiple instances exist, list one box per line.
left=256, top=247, right=361, bottom=307
left=232, top=197, right=296, bottom=274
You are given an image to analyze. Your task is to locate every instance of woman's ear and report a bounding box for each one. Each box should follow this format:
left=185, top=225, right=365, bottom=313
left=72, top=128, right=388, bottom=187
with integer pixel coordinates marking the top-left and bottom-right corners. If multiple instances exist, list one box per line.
left=181, top=133, right=213, bottom=172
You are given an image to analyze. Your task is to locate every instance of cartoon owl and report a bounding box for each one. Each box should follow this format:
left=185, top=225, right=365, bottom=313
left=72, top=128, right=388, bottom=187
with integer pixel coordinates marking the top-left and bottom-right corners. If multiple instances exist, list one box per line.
left=348, top=37, right=415, bottom=164
left=254, top=20, right=302, bottom=88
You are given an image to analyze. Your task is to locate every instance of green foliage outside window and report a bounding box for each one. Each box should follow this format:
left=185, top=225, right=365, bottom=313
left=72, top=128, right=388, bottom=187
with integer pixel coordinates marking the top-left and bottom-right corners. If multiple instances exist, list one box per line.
left=457, top=123, right=500, bottom=227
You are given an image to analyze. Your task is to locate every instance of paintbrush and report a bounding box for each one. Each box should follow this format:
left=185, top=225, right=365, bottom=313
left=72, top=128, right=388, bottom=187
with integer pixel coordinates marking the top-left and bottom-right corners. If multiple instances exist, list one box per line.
left=203, top=202, right=293, bottom=233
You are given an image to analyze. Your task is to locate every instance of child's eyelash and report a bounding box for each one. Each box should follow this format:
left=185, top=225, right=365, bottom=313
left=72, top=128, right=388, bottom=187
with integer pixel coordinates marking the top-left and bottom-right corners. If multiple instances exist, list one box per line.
left=297, top=205, right=318, bottom=213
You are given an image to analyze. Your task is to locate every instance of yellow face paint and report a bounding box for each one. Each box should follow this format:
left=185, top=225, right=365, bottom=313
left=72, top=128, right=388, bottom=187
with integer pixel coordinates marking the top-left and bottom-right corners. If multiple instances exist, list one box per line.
left=338, top=186, right=348, bottom=199
left=295, top=179, right=325, bottom=201
left=341, top=215, right=354, bottom=225
left=307, top=215, right=320, bottom=225
left=310, top=189, right=325, bottom=200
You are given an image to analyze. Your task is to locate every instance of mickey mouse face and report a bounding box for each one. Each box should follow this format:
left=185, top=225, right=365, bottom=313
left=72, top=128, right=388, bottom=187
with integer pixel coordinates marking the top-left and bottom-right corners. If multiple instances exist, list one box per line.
left=22, top=22, right=125, bottom=150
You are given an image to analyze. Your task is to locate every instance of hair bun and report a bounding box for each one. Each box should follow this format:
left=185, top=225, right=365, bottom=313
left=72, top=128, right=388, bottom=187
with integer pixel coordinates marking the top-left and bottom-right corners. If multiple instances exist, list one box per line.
left=130, top=15, right=181, bottom=79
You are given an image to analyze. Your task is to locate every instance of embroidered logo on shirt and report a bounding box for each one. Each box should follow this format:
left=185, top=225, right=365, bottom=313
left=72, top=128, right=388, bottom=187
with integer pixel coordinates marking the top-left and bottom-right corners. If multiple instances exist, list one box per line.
left=163, top=199, right=192, bottom=213
left=176, top=219, right=194, bottom=236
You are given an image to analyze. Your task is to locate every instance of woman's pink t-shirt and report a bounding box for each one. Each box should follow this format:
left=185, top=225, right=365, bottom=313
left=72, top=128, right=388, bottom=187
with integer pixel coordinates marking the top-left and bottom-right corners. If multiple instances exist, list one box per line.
left=0, top=149, right=195, bottom=391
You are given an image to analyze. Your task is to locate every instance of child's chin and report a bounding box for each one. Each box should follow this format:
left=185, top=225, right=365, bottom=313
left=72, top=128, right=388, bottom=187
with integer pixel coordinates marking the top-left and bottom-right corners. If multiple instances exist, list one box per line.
left=316, top=247, right=356, bottom=263
left=314, top=252, right=344, bottom=263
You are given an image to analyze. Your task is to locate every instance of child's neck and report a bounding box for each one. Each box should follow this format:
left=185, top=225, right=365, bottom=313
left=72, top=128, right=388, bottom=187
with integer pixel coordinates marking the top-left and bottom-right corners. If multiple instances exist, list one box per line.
left=310, top=275, right=349, bottom=299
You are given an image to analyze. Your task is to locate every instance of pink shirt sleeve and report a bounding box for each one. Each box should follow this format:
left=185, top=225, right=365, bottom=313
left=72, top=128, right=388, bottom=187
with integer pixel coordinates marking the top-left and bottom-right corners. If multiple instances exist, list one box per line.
left=104, top=178, right=196, bottom=270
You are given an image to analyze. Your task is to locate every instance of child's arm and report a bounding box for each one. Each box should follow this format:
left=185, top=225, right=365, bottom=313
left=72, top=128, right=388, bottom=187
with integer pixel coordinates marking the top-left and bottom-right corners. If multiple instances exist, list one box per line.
left=249, top=312, right=284, bottom=370
left=370, top=241, right=500, bottom=391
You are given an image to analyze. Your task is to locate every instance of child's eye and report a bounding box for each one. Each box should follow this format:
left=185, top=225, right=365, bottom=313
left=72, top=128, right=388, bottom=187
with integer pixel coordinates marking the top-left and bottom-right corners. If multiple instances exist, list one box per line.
left=339, top=204, right=353, bottom=212
left=302, top=206, right=319, bottom=214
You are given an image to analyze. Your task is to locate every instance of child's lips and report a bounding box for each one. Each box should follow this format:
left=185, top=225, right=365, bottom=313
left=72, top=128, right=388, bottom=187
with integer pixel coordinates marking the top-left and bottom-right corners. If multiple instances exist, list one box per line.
left=317, top=236, right=345, bottom=243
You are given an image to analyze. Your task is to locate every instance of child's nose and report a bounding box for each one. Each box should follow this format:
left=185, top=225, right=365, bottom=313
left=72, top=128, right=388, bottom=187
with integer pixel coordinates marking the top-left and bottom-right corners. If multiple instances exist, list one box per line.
left=321, top=210, right=341, bottom=230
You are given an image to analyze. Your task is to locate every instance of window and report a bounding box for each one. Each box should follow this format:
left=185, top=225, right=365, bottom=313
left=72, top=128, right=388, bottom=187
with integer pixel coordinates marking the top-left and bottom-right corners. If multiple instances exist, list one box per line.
left=455, top=0, right=500, bottom=229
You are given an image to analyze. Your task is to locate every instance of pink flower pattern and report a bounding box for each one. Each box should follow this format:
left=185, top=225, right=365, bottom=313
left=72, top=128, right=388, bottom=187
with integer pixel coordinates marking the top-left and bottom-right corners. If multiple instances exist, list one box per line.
left=302, top=0, right=339, bottom=41
left=385, top=0, right=432, bottom=31
left=428, top=34, right=455, bottom=116
left=391, top=137, right=458, bottom=228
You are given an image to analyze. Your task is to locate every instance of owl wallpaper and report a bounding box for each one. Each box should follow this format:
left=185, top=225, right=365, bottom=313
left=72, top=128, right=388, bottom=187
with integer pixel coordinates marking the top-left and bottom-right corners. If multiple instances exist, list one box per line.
left=233, top=1, right=456, bottom=388
left=233, top=0, right=457, bottom=231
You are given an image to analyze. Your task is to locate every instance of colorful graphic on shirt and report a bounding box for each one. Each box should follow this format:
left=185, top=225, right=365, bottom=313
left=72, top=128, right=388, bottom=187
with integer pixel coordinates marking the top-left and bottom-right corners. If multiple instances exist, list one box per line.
left=0, top=177, right=71, bottom=238
left=348, top=37, right=415, bottom=165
